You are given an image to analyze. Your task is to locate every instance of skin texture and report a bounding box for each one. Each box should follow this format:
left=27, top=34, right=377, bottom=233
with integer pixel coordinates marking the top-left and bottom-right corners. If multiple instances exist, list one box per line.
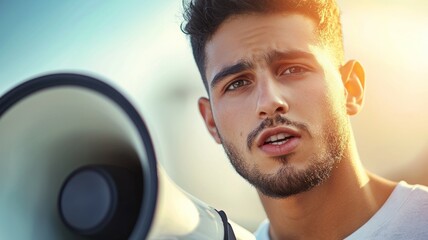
left=198, top=13, right=396, bottom=239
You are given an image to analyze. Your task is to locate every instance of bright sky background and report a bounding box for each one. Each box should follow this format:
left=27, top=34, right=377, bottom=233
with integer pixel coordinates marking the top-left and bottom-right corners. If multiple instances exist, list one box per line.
left=1, top=0, right=427, bottom=232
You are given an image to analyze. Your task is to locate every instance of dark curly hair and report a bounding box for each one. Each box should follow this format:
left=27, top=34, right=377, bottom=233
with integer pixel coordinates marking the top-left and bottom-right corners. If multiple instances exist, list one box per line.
left=181, top=0, right=344, bottom=91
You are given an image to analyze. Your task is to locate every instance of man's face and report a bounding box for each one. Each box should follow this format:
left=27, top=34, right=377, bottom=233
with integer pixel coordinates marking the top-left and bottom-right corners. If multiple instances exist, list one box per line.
left=199, top=13, right=352, bottom=198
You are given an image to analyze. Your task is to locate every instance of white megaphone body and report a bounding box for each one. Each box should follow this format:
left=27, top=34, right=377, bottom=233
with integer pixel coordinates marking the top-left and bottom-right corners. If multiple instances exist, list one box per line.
left=0, top=73, right=255, bottom=240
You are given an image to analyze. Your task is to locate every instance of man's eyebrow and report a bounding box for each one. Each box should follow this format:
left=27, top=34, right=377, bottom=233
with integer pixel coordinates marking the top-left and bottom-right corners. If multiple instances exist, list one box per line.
left=266, top=50, right=316, bottom=64
left=210, top=61, right=253, bottom=90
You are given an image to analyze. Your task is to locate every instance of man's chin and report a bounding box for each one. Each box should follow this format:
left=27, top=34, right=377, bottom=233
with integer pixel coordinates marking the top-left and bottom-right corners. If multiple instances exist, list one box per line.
left=247, top=163, right=333, bottom=198
left=255, top=181, right=320, bottom=199
left=256, top=181, right=319, bottom=199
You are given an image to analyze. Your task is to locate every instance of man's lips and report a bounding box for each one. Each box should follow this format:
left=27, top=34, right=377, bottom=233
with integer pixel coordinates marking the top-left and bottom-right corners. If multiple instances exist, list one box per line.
left=256, top=127, right=301, bottom=147
left=255, top=127, right=301, bottom=156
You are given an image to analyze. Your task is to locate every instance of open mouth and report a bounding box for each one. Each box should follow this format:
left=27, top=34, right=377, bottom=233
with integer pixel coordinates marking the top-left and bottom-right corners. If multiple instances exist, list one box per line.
left=263, top=133, right=294, bottom=146
left=255, top=127, right=301, bottom=156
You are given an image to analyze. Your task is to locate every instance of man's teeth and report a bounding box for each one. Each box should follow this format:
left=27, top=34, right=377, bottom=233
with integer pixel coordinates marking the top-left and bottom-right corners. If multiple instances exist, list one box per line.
left=265, top=133, right=292, bottom=144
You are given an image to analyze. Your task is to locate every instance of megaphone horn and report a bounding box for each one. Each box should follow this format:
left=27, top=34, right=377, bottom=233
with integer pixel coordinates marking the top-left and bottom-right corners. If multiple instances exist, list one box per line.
left=0, top=73, right=255, bottom=240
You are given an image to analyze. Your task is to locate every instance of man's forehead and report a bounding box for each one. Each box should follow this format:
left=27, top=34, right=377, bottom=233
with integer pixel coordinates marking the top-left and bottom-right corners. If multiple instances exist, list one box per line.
left=204, top=13, right=319, bottom=81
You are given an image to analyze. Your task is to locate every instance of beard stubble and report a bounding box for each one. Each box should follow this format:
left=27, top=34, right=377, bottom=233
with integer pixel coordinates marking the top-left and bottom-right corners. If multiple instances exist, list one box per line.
left=219, top=109, right=350, bottom=198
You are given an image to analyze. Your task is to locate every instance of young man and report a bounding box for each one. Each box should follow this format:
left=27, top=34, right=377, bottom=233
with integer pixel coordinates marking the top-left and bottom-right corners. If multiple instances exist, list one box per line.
left=182, top=0, right=428, bottom=239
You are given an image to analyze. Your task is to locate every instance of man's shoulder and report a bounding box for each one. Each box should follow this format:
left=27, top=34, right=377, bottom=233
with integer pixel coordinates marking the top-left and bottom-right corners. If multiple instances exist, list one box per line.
left=347, top=181, right=428, bottom=239
left=372, top=181, right=428, bottom=220
left=253, top=182, right=428, bottom=240
left=397, top=181, right=428, bottom=200
left=409, top=182, right=428, bottom=193
left=374, top=181, right=428, bottom=237
left=392, top=181, right=428, bottom=216
left=398, top=181, right=428, bottom=214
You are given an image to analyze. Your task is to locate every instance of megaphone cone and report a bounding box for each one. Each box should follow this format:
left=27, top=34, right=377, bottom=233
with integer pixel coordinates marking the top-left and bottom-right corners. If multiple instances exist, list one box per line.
left=0, top=73, right=255, bottom=240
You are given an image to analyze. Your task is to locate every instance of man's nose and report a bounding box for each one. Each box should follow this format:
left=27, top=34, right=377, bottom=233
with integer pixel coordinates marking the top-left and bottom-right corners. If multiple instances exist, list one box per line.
left=256, top=80, right=289, bottom=118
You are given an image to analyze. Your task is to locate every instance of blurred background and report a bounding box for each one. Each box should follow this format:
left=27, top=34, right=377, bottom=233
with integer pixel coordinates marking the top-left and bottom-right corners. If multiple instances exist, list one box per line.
left=0, top=0, right=427, bottom=232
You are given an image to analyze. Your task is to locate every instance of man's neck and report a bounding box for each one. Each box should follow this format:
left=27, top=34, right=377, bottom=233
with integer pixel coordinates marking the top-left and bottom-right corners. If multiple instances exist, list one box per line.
left=258, top=148, right=396, bottom=240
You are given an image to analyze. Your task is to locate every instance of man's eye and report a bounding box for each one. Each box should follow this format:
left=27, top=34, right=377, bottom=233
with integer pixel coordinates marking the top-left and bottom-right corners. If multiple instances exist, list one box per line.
left=281, top=66, right=307, bottom=75
left=226, top=79, right=250, bottom=91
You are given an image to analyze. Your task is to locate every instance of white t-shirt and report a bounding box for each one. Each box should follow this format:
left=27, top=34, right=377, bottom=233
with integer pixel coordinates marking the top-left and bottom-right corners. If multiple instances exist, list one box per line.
left=254, top=181, right=428, bottom=239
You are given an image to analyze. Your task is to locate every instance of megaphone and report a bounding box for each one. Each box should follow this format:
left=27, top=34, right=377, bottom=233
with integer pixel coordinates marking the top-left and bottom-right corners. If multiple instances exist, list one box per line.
left=0, top=73, right=255, bottom=240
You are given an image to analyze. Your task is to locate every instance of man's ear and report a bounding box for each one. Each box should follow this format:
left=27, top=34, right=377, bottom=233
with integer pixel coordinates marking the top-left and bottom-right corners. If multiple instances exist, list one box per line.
left=198, top=97, right=222, bottom=144
left=340, top=60, right=366, bottom=115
